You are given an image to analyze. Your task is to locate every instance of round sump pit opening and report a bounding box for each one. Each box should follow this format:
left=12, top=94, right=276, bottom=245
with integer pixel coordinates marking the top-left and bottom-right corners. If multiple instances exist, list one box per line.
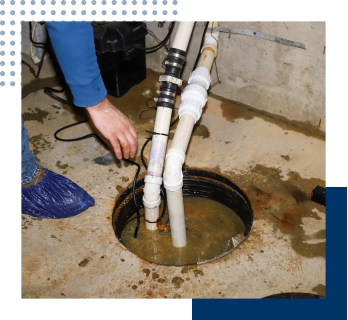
left=112, top=169, right=253, bottom=266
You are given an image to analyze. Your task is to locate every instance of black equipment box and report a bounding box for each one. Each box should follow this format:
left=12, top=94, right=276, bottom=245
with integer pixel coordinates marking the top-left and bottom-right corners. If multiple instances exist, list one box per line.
left=92, top=22, right=148, bottom=98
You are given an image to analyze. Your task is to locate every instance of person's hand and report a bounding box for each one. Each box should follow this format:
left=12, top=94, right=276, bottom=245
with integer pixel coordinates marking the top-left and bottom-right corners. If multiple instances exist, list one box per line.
left=86, top=97, right=138, bottom=159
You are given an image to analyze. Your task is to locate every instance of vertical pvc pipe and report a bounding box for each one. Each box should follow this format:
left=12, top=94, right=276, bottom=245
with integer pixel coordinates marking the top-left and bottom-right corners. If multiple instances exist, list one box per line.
left=144, top=107, right=171, bottom=230
left=166, top=189, right=186, bottom=247
left=165, top=113, right=196, bottom=247
left=196, top=49, right=215, bottom=70
left=172, top=22, right=195, bottom=52
left=143, top=22, right=195, bottom=230
left=164, top=22, right=219, bottom=247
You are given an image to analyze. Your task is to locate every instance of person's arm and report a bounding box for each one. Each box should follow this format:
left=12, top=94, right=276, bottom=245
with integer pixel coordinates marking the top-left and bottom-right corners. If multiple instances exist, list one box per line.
left=45, top=21, right=137, bottom=159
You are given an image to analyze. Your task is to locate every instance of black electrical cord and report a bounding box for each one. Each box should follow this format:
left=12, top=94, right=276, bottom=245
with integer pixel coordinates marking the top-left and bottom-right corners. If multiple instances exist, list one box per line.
left=145, top=22, right=175, bottom=52
left=192, top=21, right=209, bottom=72
left=21, top=22, right=48, bottom=78
left=139, top=99, right=157, bottom=120
left=21, top=46, right=47, bottom=79
left=127, top=158, right=141, bottom=238
left=54, top=119, right=103, bottom=143
left=44, top=86, right=73, bottom=106
left=53, top=118, right=143, bottom=238
left=29, top=22, right=46, bottom=46
left=137, top=22, right=175, bottom=54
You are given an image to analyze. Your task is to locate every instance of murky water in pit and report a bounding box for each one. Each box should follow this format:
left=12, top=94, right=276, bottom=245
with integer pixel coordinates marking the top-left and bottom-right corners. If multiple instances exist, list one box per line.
left=121, top=196, right=246, bottom=265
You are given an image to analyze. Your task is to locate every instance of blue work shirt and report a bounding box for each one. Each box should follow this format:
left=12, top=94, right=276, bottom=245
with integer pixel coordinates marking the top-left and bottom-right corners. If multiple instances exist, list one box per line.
left=45, top=21, right=107, bottom=107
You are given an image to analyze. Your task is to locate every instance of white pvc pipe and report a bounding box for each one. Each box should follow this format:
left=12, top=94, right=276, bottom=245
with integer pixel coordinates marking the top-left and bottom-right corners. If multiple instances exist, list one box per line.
left=197, top=48, right=216, bottom=70
left=144, top=107, right=171, bottom=230
left=171, top=114, right=196, bottom=151
left=166, top=189, right=186, bottom=247
left=164, top=22, right=219, bottom=247
left=172, top=22, right=195, bottom=52
left=143, top=22, right=195, bottom=230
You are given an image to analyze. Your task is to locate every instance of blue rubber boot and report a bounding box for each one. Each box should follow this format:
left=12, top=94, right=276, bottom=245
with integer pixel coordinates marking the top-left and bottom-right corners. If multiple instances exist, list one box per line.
left=22, top=168, right=95, bottom=219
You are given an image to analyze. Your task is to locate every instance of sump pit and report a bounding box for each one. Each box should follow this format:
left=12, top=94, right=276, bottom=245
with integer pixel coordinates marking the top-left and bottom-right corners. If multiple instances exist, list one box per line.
left=112, top=169, right=253, bottom=266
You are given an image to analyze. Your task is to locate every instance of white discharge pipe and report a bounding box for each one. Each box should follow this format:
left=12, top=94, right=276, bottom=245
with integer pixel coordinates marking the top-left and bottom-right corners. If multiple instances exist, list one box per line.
left=172, top=22, right=196, bottom=51
left=143, top=22, right=195, bottom=230
left=164, top=22, right=220, bottom=247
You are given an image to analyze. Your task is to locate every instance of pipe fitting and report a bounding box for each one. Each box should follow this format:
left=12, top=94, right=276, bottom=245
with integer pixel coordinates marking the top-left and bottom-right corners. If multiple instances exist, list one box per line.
left=143, top=178, right=161, bottom=229
left=178, top=83, right=208, bottom=123
left=143, top=175, right=162, bottom=208
left=163, top=170, right=183, bottom=192
left=142, top=195, right=161, bottom=209
left=166, top=148, right=186, bottom=163
left=188, top=67, right=211, bottom=90
left=163, top=148, right=186, bottom=192
left=144, top=175, right=163, bottom=186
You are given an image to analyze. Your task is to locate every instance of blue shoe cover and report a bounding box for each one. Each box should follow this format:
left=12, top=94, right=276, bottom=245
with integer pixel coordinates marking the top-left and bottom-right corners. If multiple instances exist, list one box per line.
left=22, top=168, right=95, bottom=219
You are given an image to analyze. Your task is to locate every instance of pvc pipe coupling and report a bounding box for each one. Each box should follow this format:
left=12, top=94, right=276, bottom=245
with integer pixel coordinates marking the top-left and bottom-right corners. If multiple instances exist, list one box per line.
left=188, top=67, right=211, bottom=90
left=178, top=81, right=208, bottom=123
left=142, top=196, right=161, bottom=209
left=143, top=175, right=162, bottom=209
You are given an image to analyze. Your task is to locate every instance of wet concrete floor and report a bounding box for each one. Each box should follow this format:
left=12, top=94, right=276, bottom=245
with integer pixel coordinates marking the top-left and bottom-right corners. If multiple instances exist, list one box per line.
left=21, top=55, right=325, bottom=298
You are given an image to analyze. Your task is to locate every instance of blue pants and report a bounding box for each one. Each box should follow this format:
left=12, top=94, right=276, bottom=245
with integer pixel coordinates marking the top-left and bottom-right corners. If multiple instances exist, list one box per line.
left=21, top=118, right=40, bottom=184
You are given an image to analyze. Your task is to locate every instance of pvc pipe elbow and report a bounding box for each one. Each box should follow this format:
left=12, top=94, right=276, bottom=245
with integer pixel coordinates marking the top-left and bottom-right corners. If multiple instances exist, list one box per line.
left=163, top=148, right=186, bottom=192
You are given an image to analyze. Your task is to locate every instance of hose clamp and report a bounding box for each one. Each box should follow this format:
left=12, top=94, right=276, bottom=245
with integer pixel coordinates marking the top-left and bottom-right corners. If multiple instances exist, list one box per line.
left=158, top=97, right=175, bottom=104
left=159, top=75, right=183, bottom=87
left=167, top=52, right=186, bottom=61
left=158, top=90, right=176, bottom=97
left=165, top=61, right=184, bottom=69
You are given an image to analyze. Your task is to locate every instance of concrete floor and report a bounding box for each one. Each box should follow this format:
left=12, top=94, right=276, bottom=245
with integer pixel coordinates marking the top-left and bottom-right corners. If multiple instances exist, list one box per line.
left=21, top=54, right=325, bottom=299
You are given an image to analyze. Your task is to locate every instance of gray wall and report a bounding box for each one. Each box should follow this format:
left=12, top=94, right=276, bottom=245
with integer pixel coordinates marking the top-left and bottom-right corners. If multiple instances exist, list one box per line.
left=145, top=22, right=325, bottom=133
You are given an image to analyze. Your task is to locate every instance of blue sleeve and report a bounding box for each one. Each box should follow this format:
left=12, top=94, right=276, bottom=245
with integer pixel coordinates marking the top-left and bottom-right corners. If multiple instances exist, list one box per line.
left=45, top=21, right=107, bottom=107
